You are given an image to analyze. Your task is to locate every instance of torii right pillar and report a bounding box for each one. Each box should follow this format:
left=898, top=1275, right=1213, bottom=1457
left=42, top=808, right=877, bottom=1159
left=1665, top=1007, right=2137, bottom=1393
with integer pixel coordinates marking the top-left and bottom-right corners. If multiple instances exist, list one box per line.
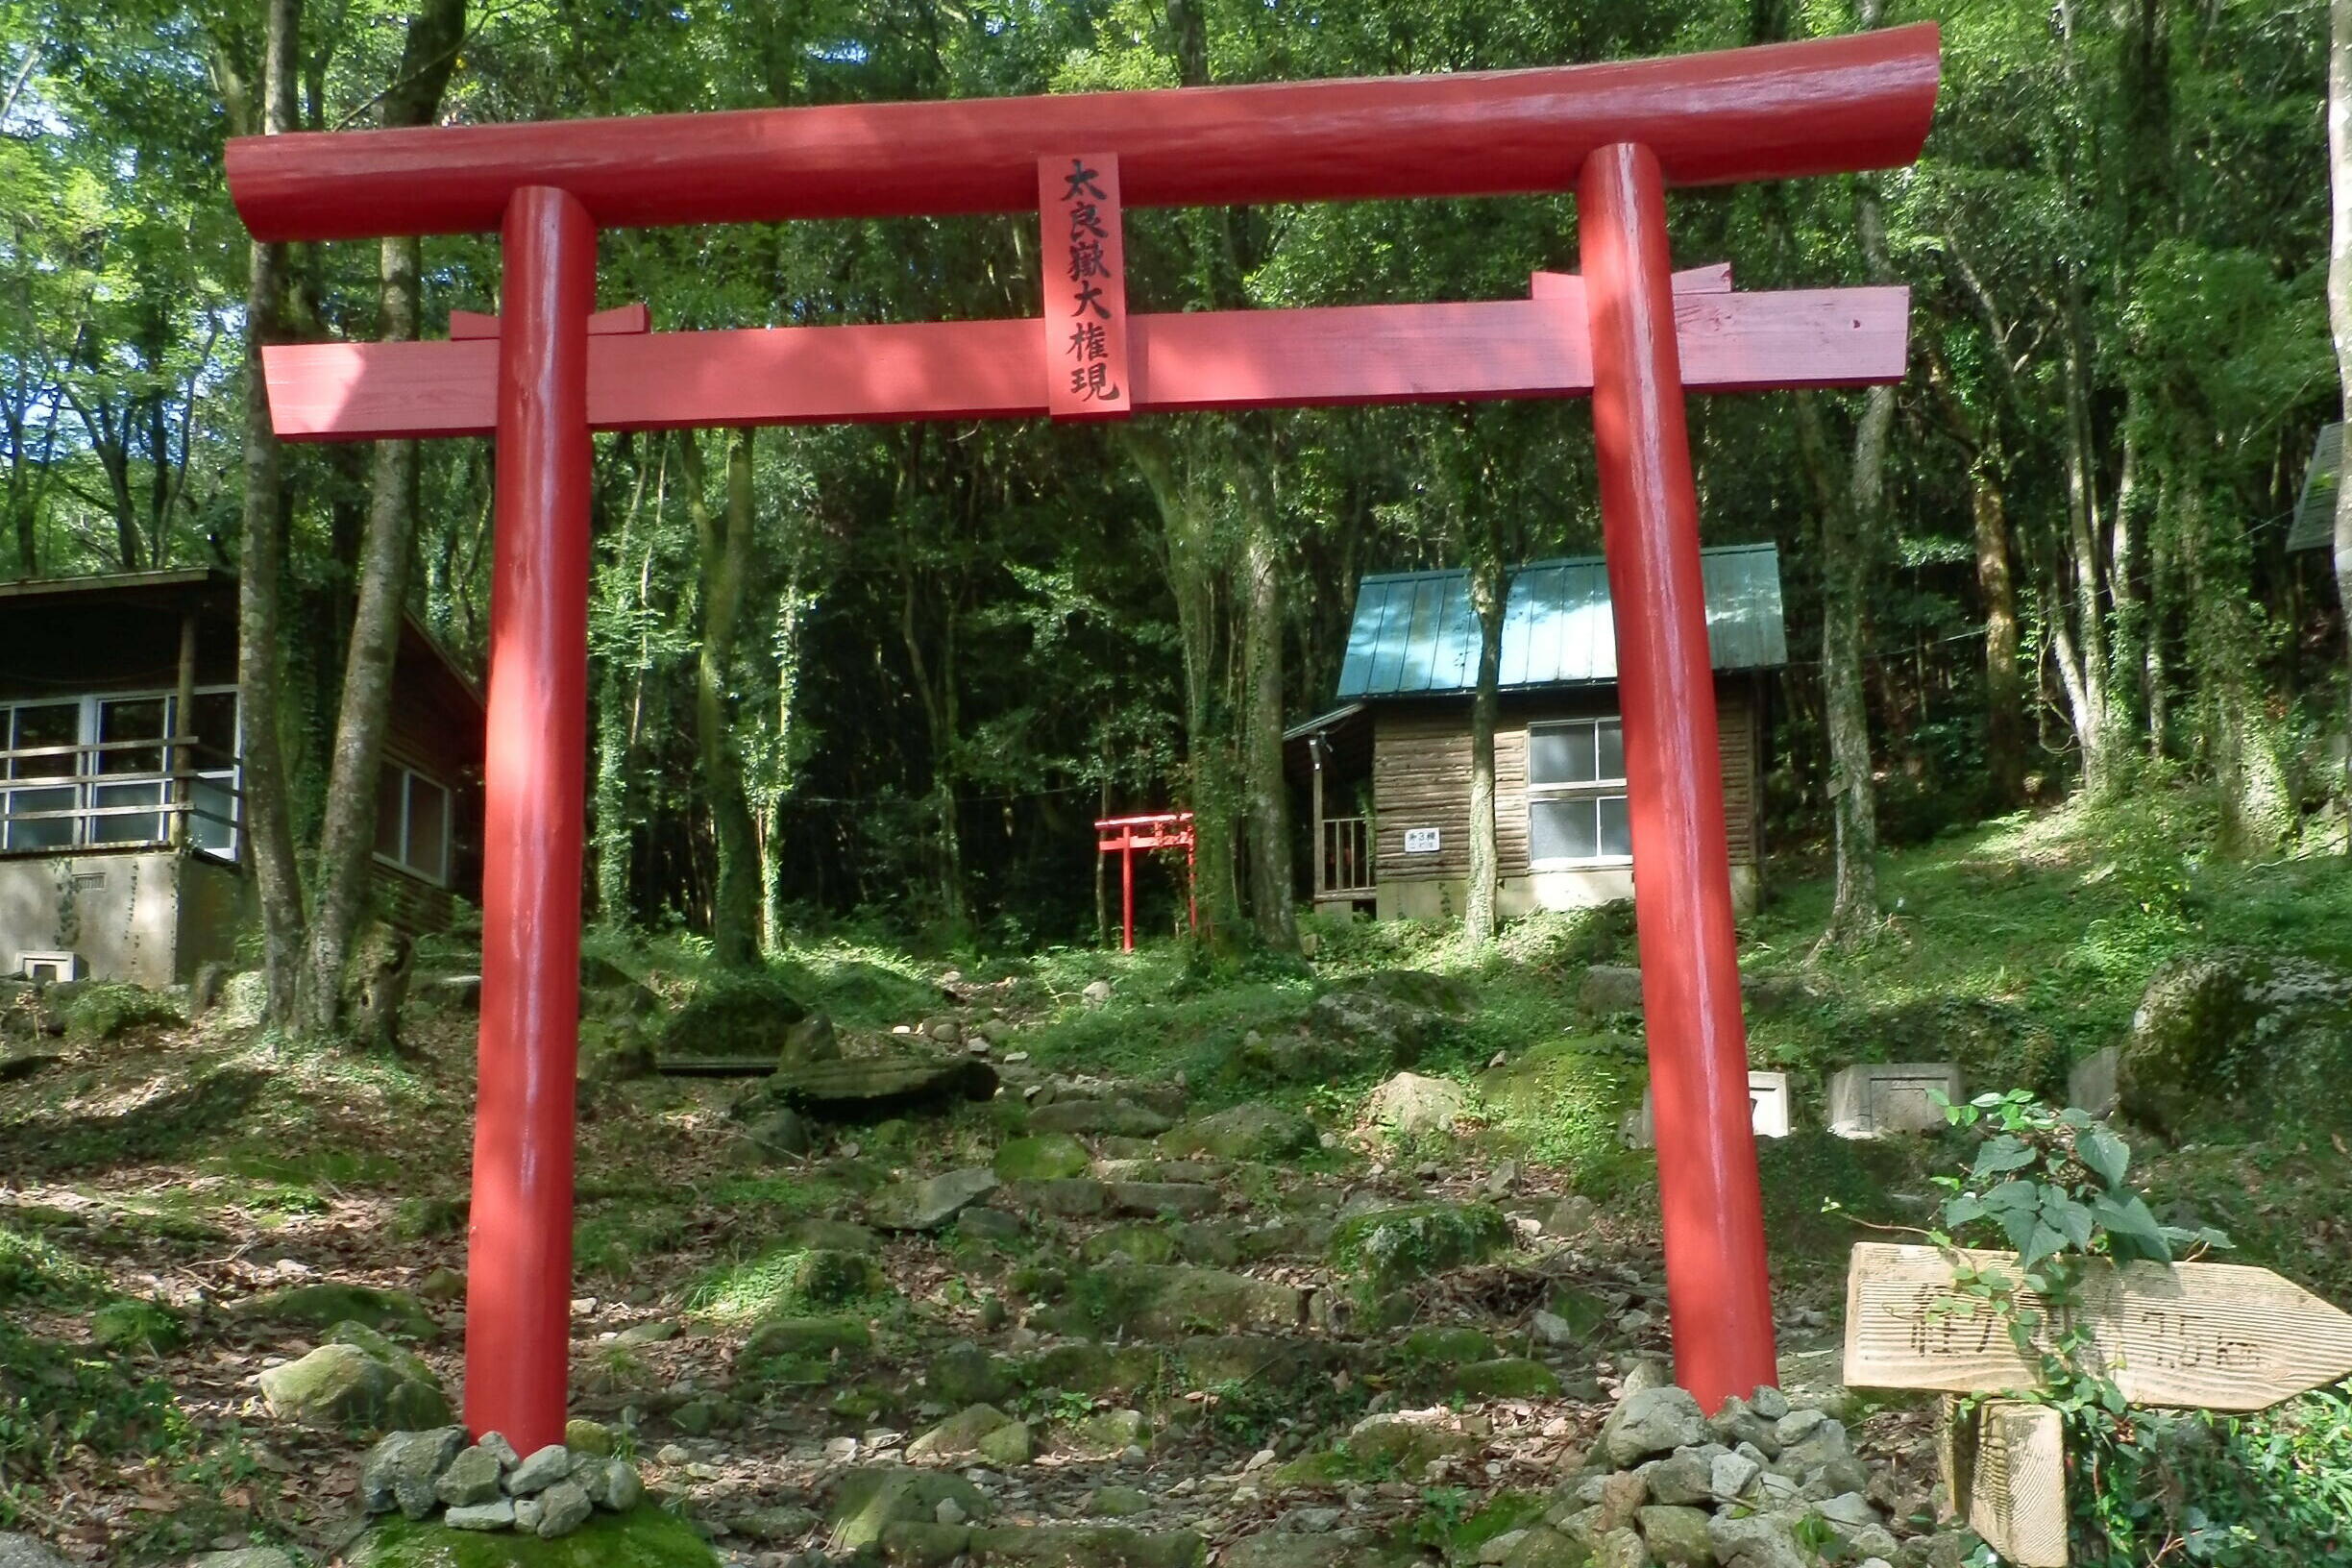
left=1581, top=141, right=1778, bottom=1411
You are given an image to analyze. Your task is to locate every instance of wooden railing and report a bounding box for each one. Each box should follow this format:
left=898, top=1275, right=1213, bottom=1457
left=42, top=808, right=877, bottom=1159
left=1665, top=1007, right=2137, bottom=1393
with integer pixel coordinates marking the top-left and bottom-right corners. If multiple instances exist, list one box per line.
left=0, top=736, right=242, bottom=856
left=1318, top=815, right=1373, bottom=897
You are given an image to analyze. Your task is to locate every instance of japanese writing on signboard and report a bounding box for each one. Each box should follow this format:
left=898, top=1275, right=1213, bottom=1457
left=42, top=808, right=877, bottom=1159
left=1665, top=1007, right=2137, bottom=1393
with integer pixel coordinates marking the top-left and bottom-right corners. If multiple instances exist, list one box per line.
left=1039, top=153, right=1131, bottom=419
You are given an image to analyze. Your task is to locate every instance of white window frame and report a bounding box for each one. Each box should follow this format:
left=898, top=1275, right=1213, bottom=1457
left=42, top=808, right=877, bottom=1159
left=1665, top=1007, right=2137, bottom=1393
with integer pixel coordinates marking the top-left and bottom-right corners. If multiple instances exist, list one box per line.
left=0, top=687, right=241, bottom=860
left=1526, top=717, right=1633, bottom=870
left=374, top=762, right=453, bottom=889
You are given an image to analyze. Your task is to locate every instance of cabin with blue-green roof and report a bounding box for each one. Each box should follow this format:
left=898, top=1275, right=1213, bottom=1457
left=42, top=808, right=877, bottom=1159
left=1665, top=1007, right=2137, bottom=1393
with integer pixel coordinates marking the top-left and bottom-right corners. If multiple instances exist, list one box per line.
left=1284, top=543, right=1787, bottom=920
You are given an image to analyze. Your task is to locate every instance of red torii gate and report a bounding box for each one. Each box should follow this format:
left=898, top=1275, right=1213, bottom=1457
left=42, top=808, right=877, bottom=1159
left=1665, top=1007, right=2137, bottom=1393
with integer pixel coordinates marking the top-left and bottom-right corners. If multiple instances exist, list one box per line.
left=226, top=26, right=1940, bottom=1449
left=1094, top=813, right=1199, bottom=952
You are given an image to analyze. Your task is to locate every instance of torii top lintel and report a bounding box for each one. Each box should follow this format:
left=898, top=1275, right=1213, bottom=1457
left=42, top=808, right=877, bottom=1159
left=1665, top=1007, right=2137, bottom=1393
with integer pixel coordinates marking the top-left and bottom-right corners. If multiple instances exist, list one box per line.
left=225, top=25, right=1939, bottom=243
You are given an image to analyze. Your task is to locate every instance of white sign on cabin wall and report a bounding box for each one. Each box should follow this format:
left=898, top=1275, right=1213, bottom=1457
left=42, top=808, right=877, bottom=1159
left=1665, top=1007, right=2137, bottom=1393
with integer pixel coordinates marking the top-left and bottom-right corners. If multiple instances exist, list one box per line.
left=1403, top=827, right=1442, bottom=854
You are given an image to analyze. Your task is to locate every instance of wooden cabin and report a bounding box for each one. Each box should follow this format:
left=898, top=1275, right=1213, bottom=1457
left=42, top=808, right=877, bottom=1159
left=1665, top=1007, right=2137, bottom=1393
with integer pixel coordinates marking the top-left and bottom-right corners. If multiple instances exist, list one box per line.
left=1286, top=544, right=1786, bottom=921
left=0, top=569, right=484, bottom=986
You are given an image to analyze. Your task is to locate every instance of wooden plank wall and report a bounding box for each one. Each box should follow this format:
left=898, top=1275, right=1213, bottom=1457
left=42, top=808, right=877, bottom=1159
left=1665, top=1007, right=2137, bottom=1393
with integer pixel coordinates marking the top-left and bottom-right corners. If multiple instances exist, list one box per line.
left=1374, top=678, right=1761, bottom=884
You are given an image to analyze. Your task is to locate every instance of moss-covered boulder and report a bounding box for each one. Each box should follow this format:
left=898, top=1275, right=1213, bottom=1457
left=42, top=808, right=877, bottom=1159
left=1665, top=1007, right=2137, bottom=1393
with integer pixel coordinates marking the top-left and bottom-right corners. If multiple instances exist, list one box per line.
left=1084, top=1264, right=1305, bottom=1337
left=735, top=1313, right=872, bottom=1381
left=656, top=969, right=806, bottom=1058
left=870, top=1168, right=998, bottom=1232
left=764, top=1051, right=998, bottom=1122
left=236, top=1283, right=435, bottom=1337
left=1444, top=1358, right=1561, bottom=1400
left=1082, top=1224, right=1180, bottom=1266
left=1328, top=1202, right=1510, bottom=1290
left=2123, top=948, right=2352, bottom=1135
left=962, top=1526, right=1204, bottom=1567
left=994, top=1134, right=1092, bottom=1182
left=1026, top=1100, right=1174, bottom=1138
left=1395, top=1326, right=1495, bottom=1367
left=828, top=1467, right=992, bottom=1552
left=1477, top=1038, right=1642, bottom=1176
left=691, top=1248, right=885, bottom=1322
left=257, top=1343, right=451, bottom=1433
left=1022, top=1342, right=1166, bottom=1399
left=348, top=1507, right=719, bottom=1568
left=1159, top=1106, right=1316, bottom=1162
left=907, top=1403, right=1031, bottom=1463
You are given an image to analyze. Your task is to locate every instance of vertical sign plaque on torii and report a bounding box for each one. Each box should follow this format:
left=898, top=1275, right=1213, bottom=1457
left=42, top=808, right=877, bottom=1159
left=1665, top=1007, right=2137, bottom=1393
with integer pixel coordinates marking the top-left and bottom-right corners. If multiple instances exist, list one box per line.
left=1041, top=154, right=1130, bottom=419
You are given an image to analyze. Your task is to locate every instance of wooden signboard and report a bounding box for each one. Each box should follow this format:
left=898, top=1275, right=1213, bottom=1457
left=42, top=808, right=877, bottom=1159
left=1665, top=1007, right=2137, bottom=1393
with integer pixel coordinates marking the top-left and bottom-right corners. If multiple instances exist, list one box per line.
left=1844, top=1242, right=2352, bottom=1413
left=1039, top=153, right=1130, bottom=420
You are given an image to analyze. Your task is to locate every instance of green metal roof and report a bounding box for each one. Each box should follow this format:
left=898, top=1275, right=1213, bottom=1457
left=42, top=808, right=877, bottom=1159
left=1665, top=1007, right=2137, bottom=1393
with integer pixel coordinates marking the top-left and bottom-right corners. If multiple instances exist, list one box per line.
left=1335, top=543, right=1787, bottom=699
left=2287, top=423, right=2340, bottom=552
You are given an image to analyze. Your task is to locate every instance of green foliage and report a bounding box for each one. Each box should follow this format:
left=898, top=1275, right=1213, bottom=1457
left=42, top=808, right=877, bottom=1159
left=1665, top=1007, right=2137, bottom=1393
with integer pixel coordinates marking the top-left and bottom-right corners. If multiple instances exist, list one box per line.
left=1473, top=1037, right=1643, bottom=1188
left=2072, top=1386, right=2352, bottom=1566
left=0, top=1221, right=109, bottom=1308
left=0, top=1318, right=187, bottom=1518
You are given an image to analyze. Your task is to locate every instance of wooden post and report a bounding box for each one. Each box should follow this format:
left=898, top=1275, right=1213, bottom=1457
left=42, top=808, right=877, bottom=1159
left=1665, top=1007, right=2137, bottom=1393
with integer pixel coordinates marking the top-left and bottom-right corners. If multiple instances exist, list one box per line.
left=1580, top=139, right=1777, bottom=1412
left=1121, top=836, right=1136, bottom=952
left=1310, top=736, right=1327, bottom=900
left=465, top=184, right=596, bottom=1455
left=172, top=609, right=199, bottom=847
left=1942, top=1398, right=2069, bottom=1567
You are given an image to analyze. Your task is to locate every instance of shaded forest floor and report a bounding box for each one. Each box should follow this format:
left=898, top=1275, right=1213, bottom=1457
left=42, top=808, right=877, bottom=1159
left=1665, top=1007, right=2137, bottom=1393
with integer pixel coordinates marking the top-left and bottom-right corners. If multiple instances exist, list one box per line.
left=2, top=787, right=2349, bottom=1564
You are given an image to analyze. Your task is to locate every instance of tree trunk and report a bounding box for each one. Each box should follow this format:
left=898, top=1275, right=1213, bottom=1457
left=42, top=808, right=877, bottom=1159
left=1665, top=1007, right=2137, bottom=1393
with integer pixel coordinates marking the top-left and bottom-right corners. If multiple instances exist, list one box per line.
left=2331, top=0, right=2352, bottom=845
left=1236, top=435, right=1296, bottom=951
left=294, top=0, right=466, bottom=1037
left=1464, top=543, right=1507, bottom=943
left=235, top=0, right=307, bottom=1028
left=1970, top=452, right=2026, bottom=803
left=1124, top=424, right=1242, bottom=942
left=681, top=428, right=765, bottom=967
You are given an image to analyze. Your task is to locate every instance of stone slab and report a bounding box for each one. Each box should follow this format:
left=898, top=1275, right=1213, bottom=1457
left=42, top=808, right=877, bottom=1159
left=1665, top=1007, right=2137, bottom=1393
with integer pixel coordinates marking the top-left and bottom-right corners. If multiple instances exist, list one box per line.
left=1825, top=1062, right=1961, bottom=1139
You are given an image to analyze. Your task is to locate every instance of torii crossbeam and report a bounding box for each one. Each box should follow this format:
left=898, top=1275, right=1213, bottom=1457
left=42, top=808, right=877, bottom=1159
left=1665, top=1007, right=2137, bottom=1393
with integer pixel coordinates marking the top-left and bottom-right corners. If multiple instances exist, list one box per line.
left=227, top=24, right=1941, bottom=1450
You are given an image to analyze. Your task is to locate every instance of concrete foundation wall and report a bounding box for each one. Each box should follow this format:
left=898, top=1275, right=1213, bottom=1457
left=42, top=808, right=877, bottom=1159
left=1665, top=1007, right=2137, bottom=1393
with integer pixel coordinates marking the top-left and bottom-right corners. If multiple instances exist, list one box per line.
left=1376, top=862, right=1759, bottom=922
left=0, top=852, right=249, bottom=986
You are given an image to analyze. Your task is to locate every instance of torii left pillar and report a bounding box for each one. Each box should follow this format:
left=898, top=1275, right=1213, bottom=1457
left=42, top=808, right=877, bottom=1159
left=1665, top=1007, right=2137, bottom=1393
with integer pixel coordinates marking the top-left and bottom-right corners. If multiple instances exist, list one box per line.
left=465, top=185, right=596, bottom=1454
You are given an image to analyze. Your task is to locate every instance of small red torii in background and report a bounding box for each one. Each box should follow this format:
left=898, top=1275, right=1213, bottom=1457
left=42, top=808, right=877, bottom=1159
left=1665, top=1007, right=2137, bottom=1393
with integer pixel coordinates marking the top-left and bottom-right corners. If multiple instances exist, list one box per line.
left=226, top=25, right=1940, bottom=1447
left=1094, top=812, right=1198, bottom=952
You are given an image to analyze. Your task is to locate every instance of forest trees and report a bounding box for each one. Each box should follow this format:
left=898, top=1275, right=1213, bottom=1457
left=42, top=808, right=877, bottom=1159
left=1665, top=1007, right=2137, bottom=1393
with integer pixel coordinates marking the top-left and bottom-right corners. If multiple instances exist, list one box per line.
left=0, top=0, right=2342, bottom=972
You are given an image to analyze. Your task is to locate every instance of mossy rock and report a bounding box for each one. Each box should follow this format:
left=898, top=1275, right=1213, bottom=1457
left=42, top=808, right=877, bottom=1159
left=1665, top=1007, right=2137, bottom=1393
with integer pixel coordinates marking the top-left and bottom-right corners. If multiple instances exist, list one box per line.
left=963, top=1525, right=1205, bottom=1568
left=656, top=968, right=807, bottom=1058
left=2124, top=948, right=2352, bottom=1135
left=1394, top=1326, right=1495, bottom=1367
left=1082, top=1264, right=1305, bottom=1337
left=765, top=1052, right=999, bottom=1122
left=830, top=1467, right=992, bottom=1551
left=89, top=1298, right=184, bottom=1353
left=237, top=1283, right=434, bottom=1337
left=1328, top=1202, right=1510, bottom=1290
left=1082, top=1224, right=1180, bottom=1266
left=1023, top=1342, right=1167, bottom=1399
left=348, top=1507, right=719, bottom=1568
left=736, top=1313, right=872, bottom=1381
left=994, top=1134, right=1092, bottom=1183
left=257, top=1343, right=451, bottom=1433
left=393, top=1196, right=469, bottom=1240
left=1475, top=1038, right=1643, bottom=1180
left=1174, top=1335, right=1348, bottom=1391
left=1444, top=1358, right=1561, bottom=1400
left=929, top=1341, right=1018, bottom=1406
left=1159, top=1106, right=1317, bottom=1163
left=690, top=1247, right=887, bottom=1322
left=1444, top=1492, right=1550, bottom=1559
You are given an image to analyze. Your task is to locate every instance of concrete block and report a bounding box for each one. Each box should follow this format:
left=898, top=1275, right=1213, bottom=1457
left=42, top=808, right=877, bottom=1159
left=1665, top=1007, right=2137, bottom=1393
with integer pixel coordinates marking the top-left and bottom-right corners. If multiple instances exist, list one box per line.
left=1826, top=1063, right=1963, bottom=1139
left=1624, top=1071, right=1792, bottom=1149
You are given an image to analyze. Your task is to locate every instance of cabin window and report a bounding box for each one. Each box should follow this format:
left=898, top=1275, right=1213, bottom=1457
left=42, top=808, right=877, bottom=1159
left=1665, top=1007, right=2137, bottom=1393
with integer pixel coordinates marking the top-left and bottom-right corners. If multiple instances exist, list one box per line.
left=375, top=763, right=452, bottom=887
left=1527, top=718, right=1632, bottom=866
left=0, top=690, right=240, bottom=857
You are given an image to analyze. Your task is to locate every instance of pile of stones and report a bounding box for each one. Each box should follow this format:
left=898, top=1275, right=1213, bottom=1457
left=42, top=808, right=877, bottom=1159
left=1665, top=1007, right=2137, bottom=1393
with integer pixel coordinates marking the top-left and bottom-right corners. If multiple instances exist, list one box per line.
left=1488, top=1382, right=1915, bottom=1568
left=357, top=1426, right=646, bottom=1540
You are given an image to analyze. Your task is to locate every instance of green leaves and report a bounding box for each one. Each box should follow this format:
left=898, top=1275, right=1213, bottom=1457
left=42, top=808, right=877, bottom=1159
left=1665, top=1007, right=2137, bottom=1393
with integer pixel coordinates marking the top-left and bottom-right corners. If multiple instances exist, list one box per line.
left=2076, top=1124, right=2131, bottom=1188
left=1972, top=1134, right=2039, bottom=1181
